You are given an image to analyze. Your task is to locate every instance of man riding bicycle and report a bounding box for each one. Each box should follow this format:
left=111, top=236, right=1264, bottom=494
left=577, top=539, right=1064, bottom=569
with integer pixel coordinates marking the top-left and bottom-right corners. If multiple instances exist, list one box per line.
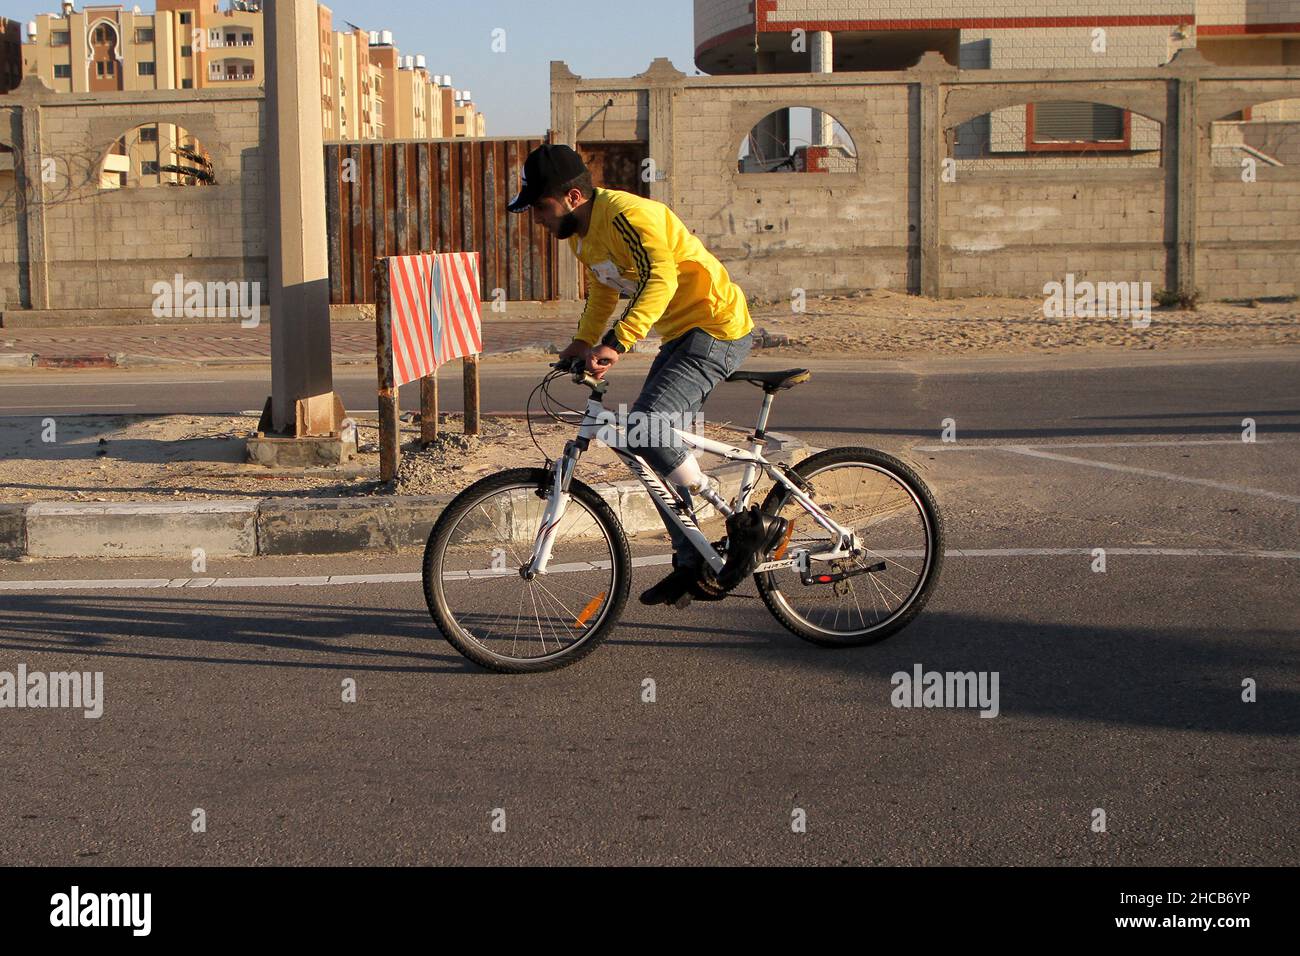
left=508, top=144, right=768, bottom=607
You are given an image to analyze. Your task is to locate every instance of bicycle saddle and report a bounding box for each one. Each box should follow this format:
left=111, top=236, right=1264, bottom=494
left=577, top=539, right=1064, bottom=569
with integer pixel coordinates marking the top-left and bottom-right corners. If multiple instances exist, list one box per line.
left=724, top=368, right=811, bottom=392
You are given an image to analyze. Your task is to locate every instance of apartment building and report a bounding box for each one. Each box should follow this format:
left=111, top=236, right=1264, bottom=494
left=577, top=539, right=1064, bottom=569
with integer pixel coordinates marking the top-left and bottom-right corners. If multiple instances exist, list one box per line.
left=0, top=18, right=22, bottom=93
left=18, top=1, right=483, bottom=144
left=19, top=0, right=260, bottom=92
left=698, top=0, right=1299, bottom=162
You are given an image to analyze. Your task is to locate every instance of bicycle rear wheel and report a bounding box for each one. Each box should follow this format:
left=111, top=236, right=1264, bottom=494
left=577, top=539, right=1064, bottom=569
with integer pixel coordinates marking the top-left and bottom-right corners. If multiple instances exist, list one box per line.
left=756, top=447, right=943, bottom=647
left=422, top=468, right=631, bottom=672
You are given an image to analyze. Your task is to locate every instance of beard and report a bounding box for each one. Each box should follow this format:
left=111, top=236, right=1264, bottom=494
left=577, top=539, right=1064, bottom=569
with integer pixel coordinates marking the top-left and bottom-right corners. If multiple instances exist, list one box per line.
left=555, top=211, right=580, bottom=240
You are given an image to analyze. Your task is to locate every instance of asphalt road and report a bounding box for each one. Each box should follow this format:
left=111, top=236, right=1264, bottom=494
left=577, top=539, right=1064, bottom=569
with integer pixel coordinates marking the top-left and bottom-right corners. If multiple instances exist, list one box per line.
left=0, top=347, right=1296, bottom=865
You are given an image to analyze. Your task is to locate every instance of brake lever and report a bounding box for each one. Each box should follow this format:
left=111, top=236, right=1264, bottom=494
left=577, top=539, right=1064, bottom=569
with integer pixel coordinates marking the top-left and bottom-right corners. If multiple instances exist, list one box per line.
left=549, top=357, right=604, bottom=388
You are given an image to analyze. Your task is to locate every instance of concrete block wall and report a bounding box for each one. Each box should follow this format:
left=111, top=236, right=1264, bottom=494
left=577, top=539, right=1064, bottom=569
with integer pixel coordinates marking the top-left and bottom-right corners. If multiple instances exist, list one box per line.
left=670, top=81, right=915, bottom=297
left=574, top=90, right=647, bottom=142
left=560, top=58, right=1300, bottom=302
left=0, top=84, right=267, bottom=314
left=941, top=178, right=1168, bottom=296
left=1198, top=172, right=1300, bottom=298
left=0, top=164, right=20, bottom=307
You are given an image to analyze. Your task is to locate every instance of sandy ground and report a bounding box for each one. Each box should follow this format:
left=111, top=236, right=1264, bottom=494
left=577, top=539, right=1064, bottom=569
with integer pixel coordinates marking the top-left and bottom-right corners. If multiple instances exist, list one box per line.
left=744, top=290, right=1299, bottom=354
left=0, top=412, right=749, bottom=503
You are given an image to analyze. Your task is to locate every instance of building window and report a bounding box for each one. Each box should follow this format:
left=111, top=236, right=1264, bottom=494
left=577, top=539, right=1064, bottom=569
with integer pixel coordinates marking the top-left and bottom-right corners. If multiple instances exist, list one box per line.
left=142, top=160, right=159, bottom=175
left=138, top=61, right=156, bottom=76
left=139, top=126, right=158, bottom=142
left=181, top=45, right=192, bottom=57
left=1028, top=101, right=1130, bottom=150
left=94, top=25, right=115, bottom=44
left=96, top=60, right=117, bottom=77
left=135, top=28, right=154, bottom=43
left=52, top=31, right=70, bottom=46
left=54, top=63, right=71, bottom=78
left=241, top=33, right=253, bottom=46
left=181, top=78, right=192, bottom=88
left=179, top=12, right=191, bottom=25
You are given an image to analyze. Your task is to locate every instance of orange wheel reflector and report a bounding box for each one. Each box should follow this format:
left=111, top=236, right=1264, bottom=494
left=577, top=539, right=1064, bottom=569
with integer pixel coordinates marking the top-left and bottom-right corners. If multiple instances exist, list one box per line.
left=573, top=591, right=607, bottom=629
left=772, top=519, right=796, bottom=560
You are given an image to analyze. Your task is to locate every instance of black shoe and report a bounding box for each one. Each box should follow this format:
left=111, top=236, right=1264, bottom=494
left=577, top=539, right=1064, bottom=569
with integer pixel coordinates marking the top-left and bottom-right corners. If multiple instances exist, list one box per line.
left=638, top=565, right=701, bottom=607
left=705, top=507, right=790, bottom=595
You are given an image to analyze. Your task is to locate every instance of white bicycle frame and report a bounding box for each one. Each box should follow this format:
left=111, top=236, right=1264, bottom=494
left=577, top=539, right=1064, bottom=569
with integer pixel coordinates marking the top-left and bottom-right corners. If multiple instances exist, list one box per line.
left=524, top=386, right=859, bottom=577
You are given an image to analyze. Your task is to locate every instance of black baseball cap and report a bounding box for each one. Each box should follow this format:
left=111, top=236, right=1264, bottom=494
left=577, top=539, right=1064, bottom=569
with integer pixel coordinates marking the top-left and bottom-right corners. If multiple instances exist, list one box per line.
left=507, top=144, right=588, bottom=212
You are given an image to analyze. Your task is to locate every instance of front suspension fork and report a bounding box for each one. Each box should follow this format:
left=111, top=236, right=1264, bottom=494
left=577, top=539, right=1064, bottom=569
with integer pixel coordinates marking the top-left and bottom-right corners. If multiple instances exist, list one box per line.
left=520, top=445, right=578, bottom=578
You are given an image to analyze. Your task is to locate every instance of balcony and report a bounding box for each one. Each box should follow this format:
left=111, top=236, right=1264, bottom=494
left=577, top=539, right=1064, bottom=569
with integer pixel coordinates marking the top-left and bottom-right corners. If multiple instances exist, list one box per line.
left=209, top=61, right=256, bottom=81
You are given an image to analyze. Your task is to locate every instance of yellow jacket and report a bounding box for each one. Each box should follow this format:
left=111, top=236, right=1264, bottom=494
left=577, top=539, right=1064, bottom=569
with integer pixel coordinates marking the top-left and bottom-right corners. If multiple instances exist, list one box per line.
left=570, top=187, right=753, bottom=350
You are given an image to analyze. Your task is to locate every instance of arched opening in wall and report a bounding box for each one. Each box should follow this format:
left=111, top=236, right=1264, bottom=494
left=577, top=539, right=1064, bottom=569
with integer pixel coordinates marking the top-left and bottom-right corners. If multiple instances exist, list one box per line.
left=96, top=124, right=215, bottom=189
left=738, top=107, right=857, bottom=174
left=1211, top=98, right=1300, bottom=168
left=951, top=101, right=1162, bottom=171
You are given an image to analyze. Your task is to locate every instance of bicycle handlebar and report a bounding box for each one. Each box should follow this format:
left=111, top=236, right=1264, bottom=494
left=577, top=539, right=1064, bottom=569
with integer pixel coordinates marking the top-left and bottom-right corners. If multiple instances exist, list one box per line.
left=550, top=357, right=610, bottom=392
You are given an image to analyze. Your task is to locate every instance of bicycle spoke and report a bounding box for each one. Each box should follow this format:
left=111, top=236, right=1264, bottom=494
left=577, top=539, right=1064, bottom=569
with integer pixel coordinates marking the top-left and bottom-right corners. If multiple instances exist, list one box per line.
left=765, top=460, right=935, bottom=639
left=433, top=480, right=619, bottom=665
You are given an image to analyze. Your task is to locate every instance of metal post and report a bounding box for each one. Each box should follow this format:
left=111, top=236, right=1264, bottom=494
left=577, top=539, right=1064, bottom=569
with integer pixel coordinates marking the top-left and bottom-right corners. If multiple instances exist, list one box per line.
left=463, top=354, right=481, bottom=435
left=421, top=370, right=439, bottom=445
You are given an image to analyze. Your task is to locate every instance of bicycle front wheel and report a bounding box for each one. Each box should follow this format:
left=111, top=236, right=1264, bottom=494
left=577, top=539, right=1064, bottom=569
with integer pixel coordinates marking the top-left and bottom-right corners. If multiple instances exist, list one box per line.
left=422, top=468, right=631, bottom=673
left=756, top=447, right=944, bottom=647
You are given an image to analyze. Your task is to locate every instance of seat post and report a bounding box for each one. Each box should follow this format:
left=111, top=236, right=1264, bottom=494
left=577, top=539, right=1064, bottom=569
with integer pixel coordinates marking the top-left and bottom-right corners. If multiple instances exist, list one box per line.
left=753, top=391, right=776, bottom=438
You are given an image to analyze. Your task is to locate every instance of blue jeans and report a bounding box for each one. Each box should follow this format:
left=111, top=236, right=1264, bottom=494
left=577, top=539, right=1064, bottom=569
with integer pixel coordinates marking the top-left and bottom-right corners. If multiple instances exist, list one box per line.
left=628, top=327, right=754, bottom=570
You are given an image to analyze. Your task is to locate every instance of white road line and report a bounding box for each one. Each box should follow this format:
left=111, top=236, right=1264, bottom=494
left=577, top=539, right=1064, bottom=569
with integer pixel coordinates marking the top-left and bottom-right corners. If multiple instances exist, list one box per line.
left=944, top=547, right=1300, bottom=558
left=2, top=548, right=1297, bottom=592
left=0, top=380, right=225, bottom=388
left=916, top=438, right=1284, bottom=451
left=1000, top=445, right=1300, bottom=504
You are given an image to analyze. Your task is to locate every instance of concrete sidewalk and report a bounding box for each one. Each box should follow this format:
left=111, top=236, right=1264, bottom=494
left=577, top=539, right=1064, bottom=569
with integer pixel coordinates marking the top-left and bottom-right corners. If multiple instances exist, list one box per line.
left=0, top=316, right=580, bottom=369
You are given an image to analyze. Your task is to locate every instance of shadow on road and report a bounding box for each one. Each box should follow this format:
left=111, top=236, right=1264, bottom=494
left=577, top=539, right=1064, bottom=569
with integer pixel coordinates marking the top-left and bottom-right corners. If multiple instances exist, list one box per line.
left=0, top=590, right=1293, bottom=734
left=0, top=592, right=479, bottom=674
left=612, top=603, right=1298, bottom=738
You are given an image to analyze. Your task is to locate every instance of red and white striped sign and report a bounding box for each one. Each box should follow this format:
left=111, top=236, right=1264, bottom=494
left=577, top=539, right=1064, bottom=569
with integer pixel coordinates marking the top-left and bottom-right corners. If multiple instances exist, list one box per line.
left=386, top=252, right=482, bottom=387
left=430, top=252, right=483, bottom=367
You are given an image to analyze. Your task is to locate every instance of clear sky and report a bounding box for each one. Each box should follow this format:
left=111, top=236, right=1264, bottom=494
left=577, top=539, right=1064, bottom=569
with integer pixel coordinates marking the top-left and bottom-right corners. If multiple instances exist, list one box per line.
left=9, top=0, right=702, bottom=136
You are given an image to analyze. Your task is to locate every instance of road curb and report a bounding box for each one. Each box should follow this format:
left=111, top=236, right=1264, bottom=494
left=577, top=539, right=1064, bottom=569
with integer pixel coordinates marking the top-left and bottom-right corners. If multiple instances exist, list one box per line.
left=1, top=428, right=809, bottom=560
left=0, top=504, right=25, bottom=560
left=23, top=499, right=259, bottom=559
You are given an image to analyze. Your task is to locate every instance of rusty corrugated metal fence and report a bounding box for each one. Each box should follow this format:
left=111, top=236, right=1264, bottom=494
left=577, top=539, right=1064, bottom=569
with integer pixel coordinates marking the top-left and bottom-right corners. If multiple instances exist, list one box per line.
left=325, top=137, right=558, bottom=305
